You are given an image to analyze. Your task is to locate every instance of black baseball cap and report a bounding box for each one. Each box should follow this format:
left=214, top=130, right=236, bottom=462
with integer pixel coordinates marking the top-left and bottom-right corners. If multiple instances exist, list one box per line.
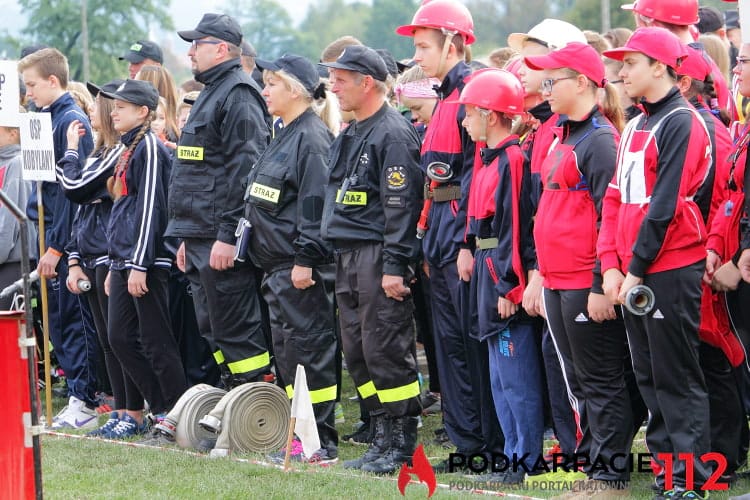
left=396, top=59, right=415, bottom=73
left=20, top=44, right=48, bottom=59
left=178, top=13, right=243, bottom=47
left=183, top=91, right=200, bottom=105
left=119, top=40, right=163, bottom=64
left=86, top=79, right=125, bottom=98
left=697, top=6, right=723, bottom=34
left=375, top=49, right=399, bottom=79
left=319, top=45, right=388, bottom=82
left=256, top=54, right=320, bottom=95
left=100, top=79, right=159, bottom=111
left=726, top=10, right=740, bottom=31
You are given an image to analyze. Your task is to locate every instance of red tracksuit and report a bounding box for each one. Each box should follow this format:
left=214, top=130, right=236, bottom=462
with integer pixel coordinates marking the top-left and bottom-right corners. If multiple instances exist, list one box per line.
left=598, top=87, right=712, bottom=492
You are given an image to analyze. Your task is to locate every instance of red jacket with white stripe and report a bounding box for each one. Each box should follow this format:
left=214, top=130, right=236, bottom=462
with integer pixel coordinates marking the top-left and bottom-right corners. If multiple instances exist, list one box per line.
left=598, top=88, right=711, bottom=276
left=534, top=108, right=618, bottom=292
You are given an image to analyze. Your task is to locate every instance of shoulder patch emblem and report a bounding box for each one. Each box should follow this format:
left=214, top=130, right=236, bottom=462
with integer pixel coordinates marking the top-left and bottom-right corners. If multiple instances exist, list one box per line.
left=386, top=165, right=408, bottom=191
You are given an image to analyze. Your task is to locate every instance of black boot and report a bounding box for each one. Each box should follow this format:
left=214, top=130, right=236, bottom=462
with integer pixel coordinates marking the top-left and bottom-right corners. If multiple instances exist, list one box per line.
left=343, top=412, right=390, bottom=469
left=362, top=416, right=418, bottom=475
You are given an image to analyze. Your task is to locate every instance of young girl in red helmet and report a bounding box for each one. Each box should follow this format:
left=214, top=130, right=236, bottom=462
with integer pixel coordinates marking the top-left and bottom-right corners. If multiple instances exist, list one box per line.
left=524, top=41, right=642, bottom=494
left=456, top=68, right=540, bottom=485
left=601, top=27, right=713, bottom=499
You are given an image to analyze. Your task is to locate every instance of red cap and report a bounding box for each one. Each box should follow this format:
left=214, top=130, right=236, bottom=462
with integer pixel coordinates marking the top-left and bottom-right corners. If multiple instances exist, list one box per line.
left=524, top=42, right=607, bottom=88
left=602, top=27, right=688, bottom=69
left=677, top=45, right=711, bottom=81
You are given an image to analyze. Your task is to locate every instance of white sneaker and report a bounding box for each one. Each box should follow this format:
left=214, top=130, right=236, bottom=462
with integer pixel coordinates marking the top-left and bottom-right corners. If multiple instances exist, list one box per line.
left=52, top=403, right=71, bottom=423
left=51, top=396, right=98, bottom=430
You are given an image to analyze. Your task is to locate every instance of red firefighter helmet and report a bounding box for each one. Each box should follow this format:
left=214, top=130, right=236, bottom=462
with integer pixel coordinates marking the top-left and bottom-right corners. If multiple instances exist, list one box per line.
left=632, top=0, right=699, bottom=26
left=455, top=69, right=524, bottom=115
left=396, top=0, right=476, bottom=45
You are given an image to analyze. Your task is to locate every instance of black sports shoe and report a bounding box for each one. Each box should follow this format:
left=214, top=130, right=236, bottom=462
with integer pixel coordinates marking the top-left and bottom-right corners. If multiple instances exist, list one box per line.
left=432, top=427, right=452, bottom=449
left=138, top=429, right=175, bottom=447
left=342, top=421, right=371, bottom=445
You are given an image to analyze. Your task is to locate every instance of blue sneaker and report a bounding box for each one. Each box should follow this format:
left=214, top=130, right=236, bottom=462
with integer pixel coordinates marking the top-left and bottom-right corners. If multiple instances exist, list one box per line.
left=86, top=411, right=120, bottom=437
left=103, top=413, right=148, bottom=440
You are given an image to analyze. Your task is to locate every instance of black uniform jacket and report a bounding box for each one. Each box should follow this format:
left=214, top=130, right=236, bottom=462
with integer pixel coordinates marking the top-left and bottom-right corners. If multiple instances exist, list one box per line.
left=166, top=58, right=271, bottom=244
left=244, top=108, right=334, bottom=270
left=320, top=103, right=423, bottom=276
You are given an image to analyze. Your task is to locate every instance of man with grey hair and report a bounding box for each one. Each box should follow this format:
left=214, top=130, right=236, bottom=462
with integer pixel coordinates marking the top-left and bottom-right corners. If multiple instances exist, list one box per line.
left=320, top=45, right=423, bottom=475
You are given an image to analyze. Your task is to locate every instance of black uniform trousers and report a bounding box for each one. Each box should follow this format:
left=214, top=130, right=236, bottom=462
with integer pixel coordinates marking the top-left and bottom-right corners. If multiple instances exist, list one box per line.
left=699, top=342, right=745, bottom=475
left=108, top=267, right=186, bottom=413
left=82, top=262, right=132, bottom=409
left=725, top=282, right=750, bottom=469
left=335, top=242, right=421, bottom=418
left=168, top=270, right=219, bottom=386
left=183, top=238, right=270, bottom=381
left=81, top=263, right=112, bottom=396
left=261, top=264, right=338, bottom=454
left=624, top=261, right=711, bottom=490
left=541, top=323, right=579, bottom=456
left=429, top=261, right=503, bottom=455
left=544, top=288, right=643, bottom=481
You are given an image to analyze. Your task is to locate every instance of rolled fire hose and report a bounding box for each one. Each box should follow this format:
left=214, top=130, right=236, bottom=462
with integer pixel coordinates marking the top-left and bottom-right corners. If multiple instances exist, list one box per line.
left=153, top=384, right=227, bottom=450
left=199, top=382, right=290, bottom=458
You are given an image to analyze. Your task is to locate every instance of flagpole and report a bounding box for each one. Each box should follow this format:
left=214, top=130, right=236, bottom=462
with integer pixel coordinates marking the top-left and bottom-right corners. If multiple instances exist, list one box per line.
left=283, top=416, right=296, bottom=472
left=36, top=182, right=53, bottom=426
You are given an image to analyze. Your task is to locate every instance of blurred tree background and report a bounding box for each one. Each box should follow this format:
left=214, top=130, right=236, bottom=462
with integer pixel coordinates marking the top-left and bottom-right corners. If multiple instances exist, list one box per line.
left=0, top=0, right=737, bottom=85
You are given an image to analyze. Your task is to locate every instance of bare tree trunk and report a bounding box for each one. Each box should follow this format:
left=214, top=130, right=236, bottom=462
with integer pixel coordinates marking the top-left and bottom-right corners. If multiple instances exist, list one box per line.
left=81, top=0, right=89, bottom=82
left=601, top=0, right=611, bottom=33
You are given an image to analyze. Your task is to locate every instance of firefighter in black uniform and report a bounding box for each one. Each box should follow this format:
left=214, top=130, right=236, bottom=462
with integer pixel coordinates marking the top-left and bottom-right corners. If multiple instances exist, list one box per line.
left=166, top=13, right=272, bottom=388
left=243, top=54, right=339, bottom=463
left=320, top=45, right=423, bottom=475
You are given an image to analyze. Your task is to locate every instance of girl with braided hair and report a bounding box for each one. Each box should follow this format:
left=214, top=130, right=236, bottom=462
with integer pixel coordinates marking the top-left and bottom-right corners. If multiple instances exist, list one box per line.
left=100, top=80, right=186, bottom=438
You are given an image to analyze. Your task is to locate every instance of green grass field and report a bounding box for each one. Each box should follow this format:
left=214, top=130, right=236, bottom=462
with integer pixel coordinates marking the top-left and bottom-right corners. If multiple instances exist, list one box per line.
left=39, top=366, right=750, bottom=499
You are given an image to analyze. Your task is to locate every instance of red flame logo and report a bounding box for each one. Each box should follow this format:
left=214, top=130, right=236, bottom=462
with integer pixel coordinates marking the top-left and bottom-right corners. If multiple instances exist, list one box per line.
left=398, top=444, right=437, bottom=497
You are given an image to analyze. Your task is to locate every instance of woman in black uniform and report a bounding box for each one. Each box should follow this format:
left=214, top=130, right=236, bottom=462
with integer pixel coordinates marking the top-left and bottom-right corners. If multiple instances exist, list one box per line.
left=243, top=54, right=340, bottom=464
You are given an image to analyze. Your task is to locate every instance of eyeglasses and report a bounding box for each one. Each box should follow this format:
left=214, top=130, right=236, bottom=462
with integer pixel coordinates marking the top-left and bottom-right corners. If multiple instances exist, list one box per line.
left=737, top=57, right=750, bottom=67
left=541, top=76, right=576, bottom=93
left=191, top=39, right=223, bottom=49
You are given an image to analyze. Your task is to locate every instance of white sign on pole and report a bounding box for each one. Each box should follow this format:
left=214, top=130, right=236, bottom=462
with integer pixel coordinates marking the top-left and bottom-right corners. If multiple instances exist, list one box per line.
left=740, top=0, right=750, bottom=45
left=0, top=60, right=21, bottom=127
left=19, top=112, right=56, bottom=182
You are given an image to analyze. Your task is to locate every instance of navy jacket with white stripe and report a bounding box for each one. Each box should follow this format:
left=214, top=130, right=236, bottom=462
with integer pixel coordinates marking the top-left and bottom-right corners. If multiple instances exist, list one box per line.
left=107, top=128, right=172, bottom=271
left=58, top=144, right=124, bottom=263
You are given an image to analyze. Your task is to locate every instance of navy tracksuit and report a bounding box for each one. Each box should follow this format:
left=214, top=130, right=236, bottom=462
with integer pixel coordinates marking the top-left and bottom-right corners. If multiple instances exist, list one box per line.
left=420, top=62, right=502, bottom=456
left=28, top=93, right=98, bottom=407
left=467, top=137, right=542, bottom=471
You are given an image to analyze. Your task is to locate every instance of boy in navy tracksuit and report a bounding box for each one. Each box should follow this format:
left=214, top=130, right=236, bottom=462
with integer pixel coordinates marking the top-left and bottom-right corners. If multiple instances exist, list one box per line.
left=396, top=0, right=504, bottom=466
left=18, top=48, right=99, bottom=429
left=456, top=68, right=540, bottom=485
